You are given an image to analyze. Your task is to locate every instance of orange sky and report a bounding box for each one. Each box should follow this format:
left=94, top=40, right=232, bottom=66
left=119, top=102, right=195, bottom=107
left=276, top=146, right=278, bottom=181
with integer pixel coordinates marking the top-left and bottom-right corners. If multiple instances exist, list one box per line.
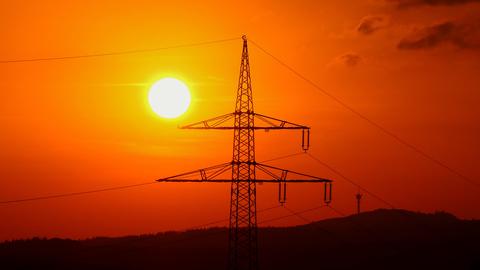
left=1, top=0, right=479, bottom=240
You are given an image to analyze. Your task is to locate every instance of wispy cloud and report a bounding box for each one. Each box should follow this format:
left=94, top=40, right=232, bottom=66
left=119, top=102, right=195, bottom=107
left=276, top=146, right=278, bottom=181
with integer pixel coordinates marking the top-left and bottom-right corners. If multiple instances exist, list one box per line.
left=397, top=19, right=480, bottom=50
left=330, top=52, right=363, bottom=68
left=357, top=15, right=390, bottom=35
left=388, top=0, right=480, bottom=8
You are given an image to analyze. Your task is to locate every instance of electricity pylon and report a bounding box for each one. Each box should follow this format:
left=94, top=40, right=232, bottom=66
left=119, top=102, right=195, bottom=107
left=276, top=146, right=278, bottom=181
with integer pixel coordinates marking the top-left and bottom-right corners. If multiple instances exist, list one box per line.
left=157, top=35, right=333, bottom=270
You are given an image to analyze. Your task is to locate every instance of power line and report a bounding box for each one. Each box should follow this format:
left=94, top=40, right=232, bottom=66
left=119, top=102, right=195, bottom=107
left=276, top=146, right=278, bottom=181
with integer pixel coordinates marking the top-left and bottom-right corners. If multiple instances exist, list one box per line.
left=260, top=151, right=305, bottom=163
left=158, top=204, right=358, bottom=252
left=0, top=37, right=240, bottom=63
left=87, top=204, right=374, bottom=252
left=91, top=204, right=326, bottom=250
left=306, top=152, right=396, bottom=209
left=249, top=39, right=479, bottom=190
left=0, top=182, right=157, bottom=204
left=257, top=205, right=324, bottom=225
left=0, top=152, right=302, bottom=205
left=325, top=204, right=404, bottom=256
left=283, top=206, right=312, bottom=223
left=2, top=36, right=474, bottom=215
left=90, top=204, right=283, bottom=250
left=2, top=36, right=476, bottom=190
left=326, top=204, right=347, bottom=217
left=184, top=205, right=282, bottom=230
left=150, top=205, right=338, bottom=251
left=282, top=205, right=362, bottom=247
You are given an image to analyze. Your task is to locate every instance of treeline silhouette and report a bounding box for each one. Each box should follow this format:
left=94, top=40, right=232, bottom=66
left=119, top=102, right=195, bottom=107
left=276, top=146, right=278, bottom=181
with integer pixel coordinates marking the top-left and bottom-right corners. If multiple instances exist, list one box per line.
left=1, top=209, right=479, bottom=270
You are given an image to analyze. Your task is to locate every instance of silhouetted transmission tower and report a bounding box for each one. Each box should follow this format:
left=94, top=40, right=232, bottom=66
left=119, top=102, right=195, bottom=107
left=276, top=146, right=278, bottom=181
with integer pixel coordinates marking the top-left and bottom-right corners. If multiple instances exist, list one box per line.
left=157, top=35, right=333, bottom=270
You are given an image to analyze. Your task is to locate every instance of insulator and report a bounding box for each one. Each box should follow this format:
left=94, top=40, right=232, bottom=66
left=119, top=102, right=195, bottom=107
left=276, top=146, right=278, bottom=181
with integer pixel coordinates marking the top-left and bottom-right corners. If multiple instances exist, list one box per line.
left=302, top=128, right=310, bottom=151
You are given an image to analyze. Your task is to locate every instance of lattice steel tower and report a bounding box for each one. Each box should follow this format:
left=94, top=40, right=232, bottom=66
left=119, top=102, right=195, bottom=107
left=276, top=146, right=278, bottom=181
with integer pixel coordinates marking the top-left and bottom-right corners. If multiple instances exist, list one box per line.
left=229, top=35, right=258, bottom=270
left=157, top=35, right=333, bottom=270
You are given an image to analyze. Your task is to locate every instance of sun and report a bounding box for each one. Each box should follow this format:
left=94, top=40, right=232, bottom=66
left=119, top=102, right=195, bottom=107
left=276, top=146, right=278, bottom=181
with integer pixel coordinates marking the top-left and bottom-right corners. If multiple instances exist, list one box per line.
left=148, top=78, right=191, bottom=119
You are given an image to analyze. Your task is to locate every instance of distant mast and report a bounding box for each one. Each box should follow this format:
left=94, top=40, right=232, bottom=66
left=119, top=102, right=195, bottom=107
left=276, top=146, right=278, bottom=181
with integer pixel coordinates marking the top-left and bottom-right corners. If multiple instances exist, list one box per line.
left=356, top=192, right=363, bottom=215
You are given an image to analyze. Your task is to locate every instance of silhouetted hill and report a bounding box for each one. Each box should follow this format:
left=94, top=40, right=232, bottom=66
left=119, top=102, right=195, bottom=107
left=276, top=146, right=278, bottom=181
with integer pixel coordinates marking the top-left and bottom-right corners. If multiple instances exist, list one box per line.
left=1, top=209, right=479, bottom=270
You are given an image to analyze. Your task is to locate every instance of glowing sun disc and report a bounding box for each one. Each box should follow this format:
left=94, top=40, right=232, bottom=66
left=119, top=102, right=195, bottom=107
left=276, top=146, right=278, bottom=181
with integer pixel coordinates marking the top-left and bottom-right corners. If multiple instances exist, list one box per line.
left=148, top=78, right=191, bottom=118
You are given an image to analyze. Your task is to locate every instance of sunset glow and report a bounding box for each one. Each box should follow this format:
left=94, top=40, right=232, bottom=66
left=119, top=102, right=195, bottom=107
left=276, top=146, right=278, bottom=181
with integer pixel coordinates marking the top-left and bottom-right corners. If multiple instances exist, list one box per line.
left=148, top=78, right=191, bottom=119
left=1, top=0, right=479, bottom=243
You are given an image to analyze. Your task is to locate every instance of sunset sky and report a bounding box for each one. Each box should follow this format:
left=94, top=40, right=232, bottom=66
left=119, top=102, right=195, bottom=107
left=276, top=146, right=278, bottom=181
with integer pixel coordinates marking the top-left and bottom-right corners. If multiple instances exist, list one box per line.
left=1, top=0, right=479, bottom=241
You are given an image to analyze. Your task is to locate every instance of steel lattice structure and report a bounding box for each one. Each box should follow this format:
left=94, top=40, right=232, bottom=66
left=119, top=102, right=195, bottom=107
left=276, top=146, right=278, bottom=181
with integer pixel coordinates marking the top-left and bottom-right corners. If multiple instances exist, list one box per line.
left=157, top=35, right=333, bottom=270
left=231, top=35, right=258, bottom=270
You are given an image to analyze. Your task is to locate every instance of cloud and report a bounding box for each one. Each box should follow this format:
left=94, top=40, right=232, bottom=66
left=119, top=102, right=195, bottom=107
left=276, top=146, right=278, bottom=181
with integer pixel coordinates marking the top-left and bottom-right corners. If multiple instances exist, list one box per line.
left=332, top=53, right=363, bottom=67
left=397, top=19, right=480, bottom=50
left=357, top=15, right=390, bottom=35
left=388, top=0, right=480, bottom=8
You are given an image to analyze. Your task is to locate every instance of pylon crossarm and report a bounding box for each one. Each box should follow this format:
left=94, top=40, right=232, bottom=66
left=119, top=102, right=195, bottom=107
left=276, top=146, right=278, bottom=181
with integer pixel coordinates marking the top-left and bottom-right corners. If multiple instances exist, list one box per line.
left=256, top=162, right=333, bottom=205
left=181, top=126, right=307, bottom=130
left=253, top=113, right=309, bottom=129
left=180, top=113, right=235, bottom=129
left=179, top=111, right=311, bottom=150
left=255, top=163, right=332, bottom=183
left=156, top=179, right=330, bottom=183
left=179, top=112, right=309, bottom=130
left=157, top=175, right=332, bottom=205
left=156, top=162, right=232, bottom=182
